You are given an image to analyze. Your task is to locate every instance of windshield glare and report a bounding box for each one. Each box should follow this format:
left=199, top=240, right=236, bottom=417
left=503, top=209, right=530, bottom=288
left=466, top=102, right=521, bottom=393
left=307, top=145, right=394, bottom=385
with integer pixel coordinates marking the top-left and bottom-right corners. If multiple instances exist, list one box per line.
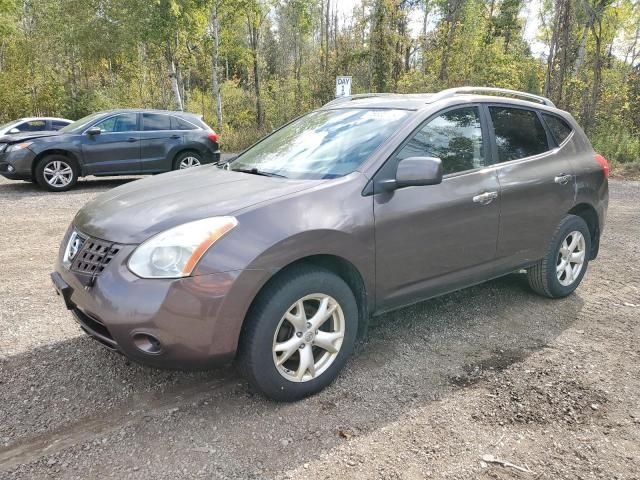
left=59, top=113, right=103, bottom=133
left=231, top=108, right=410, bottom=180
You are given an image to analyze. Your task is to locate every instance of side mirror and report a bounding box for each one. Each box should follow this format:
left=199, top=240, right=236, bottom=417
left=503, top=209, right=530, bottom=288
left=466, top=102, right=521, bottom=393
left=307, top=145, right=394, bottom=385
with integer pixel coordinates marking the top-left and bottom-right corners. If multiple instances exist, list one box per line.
left=395, top=156, right=443, bottom=188
left=8, top=128, right=20, bottom=134
left=86, top=127, right=101, bottom=135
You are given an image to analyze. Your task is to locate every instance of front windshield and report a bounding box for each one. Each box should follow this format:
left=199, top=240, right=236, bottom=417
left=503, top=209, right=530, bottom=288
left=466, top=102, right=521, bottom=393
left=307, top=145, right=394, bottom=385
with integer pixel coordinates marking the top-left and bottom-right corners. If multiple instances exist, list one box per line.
left=0, top=120, right=19, bottom=130
left=230, top=108, right=411, bottom=179
left=59, top=113, right=103, bottom=133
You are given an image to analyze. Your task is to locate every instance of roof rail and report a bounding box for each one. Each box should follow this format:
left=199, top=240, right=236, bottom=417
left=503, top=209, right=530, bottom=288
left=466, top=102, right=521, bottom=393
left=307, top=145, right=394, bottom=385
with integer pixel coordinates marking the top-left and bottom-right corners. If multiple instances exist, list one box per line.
left=323, top=93, right=397, bottom=107
left=427, top=86, right=555, bottom=107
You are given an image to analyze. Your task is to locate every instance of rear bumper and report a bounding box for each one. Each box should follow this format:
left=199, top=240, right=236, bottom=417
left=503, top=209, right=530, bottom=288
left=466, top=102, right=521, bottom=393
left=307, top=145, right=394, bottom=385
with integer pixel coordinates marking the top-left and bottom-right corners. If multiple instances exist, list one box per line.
left=52, top=234, right=269, bottom=369
left=204, top=148, right=220, bottom=165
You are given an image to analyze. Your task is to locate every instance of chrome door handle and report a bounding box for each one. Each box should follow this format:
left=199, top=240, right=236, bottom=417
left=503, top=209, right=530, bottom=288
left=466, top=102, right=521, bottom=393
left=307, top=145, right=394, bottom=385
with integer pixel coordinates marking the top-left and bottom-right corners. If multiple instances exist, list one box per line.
left=554, top=174, right=572, bottom=185
left=472, top=191, right=498, bottom=205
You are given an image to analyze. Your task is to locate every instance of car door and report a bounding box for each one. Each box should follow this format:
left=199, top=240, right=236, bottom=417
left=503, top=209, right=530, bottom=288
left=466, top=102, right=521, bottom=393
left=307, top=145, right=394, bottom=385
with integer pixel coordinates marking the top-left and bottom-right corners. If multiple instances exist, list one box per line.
left=140, top=113, right=183, bottom=172
left=373, top=105, right=501, bottom=312
left=82, top=113, right=141, bottom=175
left=486, top=105, right=576, bottom=270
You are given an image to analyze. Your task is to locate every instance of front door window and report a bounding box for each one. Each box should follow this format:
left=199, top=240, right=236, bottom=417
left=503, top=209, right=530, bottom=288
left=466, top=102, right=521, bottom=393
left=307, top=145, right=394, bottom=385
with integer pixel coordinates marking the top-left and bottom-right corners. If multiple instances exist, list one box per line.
left=397, top=106, right=485, bottom=175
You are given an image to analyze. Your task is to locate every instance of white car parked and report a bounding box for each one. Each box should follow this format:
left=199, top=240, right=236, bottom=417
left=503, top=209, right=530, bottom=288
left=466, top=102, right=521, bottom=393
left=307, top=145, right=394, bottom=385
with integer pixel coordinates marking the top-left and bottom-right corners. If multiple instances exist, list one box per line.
left=0, top=117, right=72, bottom=136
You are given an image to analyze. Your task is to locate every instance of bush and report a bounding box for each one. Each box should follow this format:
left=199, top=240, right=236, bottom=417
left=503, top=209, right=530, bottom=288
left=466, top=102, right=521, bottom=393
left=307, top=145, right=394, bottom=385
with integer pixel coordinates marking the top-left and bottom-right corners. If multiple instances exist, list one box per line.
left=590, top=127, right=640, bottom=178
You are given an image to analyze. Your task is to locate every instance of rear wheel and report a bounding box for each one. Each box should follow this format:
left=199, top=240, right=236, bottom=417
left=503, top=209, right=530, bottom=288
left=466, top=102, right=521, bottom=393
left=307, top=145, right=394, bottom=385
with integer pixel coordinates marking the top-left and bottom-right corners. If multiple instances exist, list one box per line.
left=527, top=214, right=591, bottom=298
left=236, top=266, right=358, bottom=401
left=34, top=155, right=78, bottom=192
left=173, top=151, right=202, bottom=170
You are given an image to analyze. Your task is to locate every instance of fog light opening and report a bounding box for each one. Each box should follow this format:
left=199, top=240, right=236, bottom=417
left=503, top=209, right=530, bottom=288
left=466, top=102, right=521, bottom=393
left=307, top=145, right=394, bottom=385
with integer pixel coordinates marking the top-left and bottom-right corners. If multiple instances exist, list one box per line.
left=132, top=332, right=162, bottom=354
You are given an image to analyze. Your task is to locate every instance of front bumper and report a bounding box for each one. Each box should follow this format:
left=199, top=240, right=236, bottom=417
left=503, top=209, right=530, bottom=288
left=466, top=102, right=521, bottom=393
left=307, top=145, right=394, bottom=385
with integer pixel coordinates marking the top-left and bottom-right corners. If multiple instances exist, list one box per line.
left=0, top=148, right=36, bottom=180
left=52, top=235, right=269, bottom=369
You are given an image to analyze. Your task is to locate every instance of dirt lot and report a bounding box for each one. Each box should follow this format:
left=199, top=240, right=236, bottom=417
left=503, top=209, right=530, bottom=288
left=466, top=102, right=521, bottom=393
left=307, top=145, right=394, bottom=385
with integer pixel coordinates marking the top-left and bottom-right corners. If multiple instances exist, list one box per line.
left=0, top=175, right=638, bottom=480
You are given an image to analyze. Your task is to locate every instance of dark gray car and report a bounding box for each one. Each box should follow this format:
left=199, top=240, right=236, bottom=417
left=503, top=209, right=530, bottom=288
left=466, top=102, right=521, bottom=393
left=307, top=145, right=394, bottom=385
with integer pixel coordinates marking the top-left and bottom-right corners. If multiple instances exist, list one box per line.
left=0, top=109, right=220, bottom=191
left=51, top=87, right=609, bottom=401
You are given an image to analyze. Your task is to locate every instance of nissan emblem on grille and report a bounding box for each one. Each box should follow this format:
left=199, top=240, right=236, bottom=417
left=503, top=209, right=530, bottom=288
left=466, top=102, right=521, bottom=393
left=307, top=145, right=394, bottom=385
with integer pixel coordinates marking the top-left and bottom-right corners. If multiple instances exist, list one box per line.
left=66, top=231, right=84, bottom=263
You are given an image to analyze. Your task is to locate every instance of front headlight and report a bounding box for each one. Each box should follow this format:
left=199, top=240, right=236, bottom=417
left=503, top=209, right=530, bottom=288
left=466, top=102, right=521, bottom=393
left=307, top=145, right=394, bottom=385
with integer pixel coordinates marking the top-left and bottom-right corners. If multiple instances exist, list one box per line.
left=8, top=142, right=33, bottom=151
left=128, top=217, right=238, bottom=278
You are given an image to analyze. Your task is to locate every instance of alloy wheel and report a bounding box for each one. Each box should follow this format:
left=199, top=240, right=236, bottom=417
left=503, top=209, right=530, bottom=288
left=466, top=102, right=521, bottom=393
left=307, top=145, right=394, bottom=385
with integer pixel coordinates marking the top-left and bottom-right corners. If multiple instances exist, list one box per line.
left=179, top=156, right=201, bottom=169
left=556, top=230, right=586, bottom=286
left=43, top=160, right=73, bottom=188
left=272, top=293, right=345, bottom=383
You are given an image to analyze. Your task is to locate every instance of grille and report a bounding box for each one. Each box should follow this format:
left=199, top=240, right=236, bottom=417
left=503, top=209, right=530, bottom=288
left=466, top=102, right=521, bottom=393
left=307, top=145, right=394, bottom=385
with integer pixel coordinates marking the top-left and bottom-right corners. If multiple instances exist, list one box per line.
left=70, top=236, right=121, bottom=276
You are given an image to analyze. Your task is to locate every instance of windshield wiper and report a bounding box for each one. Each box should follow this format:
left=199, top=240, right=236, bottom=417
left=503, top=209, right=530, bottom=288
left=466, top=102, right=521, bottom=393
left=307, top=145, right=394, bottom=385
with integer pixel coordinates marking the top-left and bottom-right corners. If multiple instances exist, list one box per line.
left=231, top=167, right=287, bottom=178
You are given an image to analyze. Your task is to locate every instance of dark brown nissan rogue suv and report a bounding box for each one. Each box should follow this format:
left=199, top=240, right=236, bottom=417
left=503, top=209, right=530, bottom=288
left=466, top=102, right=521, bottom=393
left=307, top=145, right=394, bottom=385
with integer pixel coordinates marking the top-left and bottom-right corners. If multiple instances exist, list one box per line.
left=52, top=87, right=609, bottom=401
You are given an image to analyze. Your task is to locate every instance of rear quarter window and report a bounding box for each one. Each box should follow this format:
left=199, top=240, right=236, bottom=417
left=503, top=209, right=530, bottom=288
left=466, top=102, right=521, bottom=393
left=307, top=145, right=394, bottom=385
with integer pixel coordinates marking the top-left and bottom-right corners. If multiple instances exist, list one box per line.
left=171, top=116, right=197, bottom=130
left=542, top=113, right=573, bottom=145
left=489, top=106, right=549, bottom=162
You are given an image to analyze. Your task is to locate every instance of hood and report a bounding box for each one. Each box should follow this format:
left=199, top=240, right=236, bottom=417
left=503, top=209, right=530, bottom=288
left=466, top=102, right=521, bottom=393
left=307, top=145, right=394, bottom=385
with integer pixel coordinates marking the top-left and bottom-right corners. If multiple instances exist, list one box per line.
left=74, top=166, right=319, bottom=244
left=0, top=131, right=62, bottom=143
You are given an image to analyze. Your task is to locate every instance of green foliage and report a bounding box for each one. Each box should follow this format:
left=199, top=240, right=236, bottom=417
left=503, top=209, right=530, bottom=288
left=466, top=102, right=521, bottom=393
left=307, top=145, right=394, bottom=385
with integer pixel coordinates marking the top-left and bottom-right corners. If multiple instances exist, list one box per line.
left=0, top=0, right=638, bottom=171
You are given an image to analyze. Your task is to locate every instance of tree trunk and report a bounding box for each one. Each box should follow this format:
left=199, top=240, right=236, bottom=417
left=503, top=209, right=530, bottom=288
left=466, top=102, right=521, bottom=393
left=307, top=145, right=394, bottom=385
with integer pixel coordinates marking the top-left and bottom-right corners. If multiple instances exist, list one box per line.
left=210, top=2, right=223, bottom=130
left=439, top=0, right=461, bottom=84
left=166, top=42, right=183, bottom=111
left=543, top=1, right=560, bottom=98
left=247, top=12, right=264, bottom=128
left=582, top=20, right=603, bottom=132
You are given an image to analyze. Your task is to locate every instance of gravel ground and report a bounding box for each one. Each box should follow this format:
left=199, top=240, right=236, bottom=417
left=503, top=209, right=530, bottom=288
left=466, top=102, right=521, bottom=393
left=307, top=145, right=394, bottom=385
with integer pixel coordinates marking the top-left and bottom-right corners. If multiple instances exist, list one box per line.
left=0, top=175, right=638, bottom=479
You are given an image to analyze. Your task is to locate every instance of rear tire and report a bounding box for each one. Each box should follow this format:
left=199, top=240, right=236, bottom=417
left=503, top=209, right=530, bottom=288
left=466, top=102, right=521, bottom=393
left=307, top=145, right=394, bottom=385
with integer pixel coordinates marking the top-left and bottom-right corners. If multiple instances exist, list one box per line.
left=173, top=151, right=203, bottom=170
left=236, top=266, right=358, bottom=401
left=527, top=214, right=591, bottom=298
left=34, top=154, right=79, bottom=192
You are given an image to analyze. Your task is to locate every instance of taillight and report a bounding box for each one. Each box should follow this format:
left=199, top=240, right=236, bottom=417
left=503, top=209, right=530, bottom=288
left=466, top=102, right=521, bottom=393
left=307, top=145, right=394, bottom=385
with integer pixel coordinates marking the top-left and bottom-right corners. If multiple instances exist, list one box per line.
left=208, top=132, right=219, bottom=143
left=594, top=154, right=609, bottom=178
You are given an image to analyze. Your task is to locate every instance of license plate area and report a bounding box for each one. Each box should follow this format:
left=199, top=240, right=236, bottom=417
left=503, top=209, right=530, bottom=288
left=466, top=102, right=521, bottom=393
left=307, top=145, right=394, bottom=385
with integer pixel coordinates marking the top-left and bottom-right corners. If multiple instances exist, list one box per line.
left=51, top=271, right=74, bottom=310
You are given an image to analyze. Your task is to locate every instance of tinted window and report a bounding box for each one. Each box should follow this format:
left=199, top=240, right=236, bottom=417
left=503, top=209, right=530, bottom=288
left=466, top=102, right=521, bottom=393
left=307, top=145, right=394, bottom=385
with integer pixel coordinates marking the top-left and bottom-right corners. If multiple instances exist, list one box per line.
left=490, top=107, right=549, bottom=162
left=542, top=113, right=572, bottom=145
left=143, top=113, right=171, bottom=131
left=16, top=120, right=47, bottom=132
left=171, top=116, right=197, bottom=130
left=231, top=109, right=410, bottom=180
left=51, top=121, right=70, bottom=131
left=397, top=106, right=485, bottom=175
left=94, top=114, right=137, bottom=133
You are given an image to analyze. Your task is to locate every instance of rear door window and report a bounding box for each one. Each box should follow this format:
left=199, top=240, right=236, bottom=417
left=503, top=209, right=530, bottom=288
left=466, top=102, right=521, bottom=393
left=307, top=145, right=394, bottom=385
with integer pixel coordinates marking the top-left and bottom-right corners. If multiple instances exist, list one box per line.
left=143, top=114, right=171, bottom=131
left=396, top=106, right=485, bottom=175
left=542, top=113, right=572, bottom=145
left=51, top=120, right=70, bottom=131
left=489, top=106, right=549, bottom=162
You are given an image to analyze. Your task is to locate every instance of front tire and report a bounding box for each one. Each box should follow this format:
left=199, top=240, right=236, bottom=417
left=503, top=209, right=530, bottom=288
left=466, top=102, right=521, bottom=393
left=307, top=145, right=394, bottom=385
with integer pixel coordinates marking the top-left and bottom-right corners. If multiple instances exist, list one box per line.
left=34, top=155, right=79, bottom=192
left=236, top=266, right=358, bottom=401
left=527, top=214, right=591, bottom=298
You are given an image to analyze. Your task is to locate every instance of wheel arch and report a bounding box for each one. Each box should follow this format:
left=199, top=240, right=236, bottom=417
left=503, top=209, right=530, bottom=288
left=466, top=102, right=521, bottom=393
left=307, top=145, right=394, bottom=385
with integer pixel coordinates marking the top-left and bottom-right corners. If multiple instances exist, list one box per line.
left=568, top=203, right=600, bottom=260
left=32, top=149, right=82, bottom=179
left=242, top=254, right=370, bottom=344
